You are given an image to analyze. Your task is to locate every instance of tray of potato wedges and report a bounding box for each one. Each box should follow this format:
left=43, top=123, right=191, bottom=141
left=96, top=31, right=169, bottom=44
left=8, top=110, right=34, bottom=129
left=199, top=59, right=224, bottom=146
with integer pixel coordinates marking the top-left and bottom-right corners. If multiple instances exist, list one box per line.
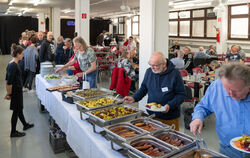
left=123, top=135, right=178, bottom=158
left=103, top=122, right=147, bottom=148
left=70, top=88, right=114, bottom=100
left=151, top=129, right=196, bottom=155
left=128, top=117, right=169, bottom=134
left=75, top=95, right=123, bottom=112
left=86, top=104, right=141, bottom=127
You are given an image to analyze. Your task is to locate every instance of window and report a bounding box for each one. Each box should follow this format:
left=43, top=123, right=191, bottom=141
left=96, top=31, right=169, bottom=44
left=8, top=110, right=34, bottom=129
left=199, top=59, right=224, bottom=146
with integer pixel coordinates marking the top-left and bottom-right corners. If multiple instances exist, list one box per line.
left=207, top=19, right=216, bottom=37
left=229, top=4, right=250, bottom=40
left=180, top=21, right=190, bottom=36
left=169, top=21, right=178, bottom=36
left=169, top=7, right=217, bottom=39
left=113, top=17, right=125, bottom=35
left=132, top=15, right=139, bottom=36
left=192, top=20, right=204, bottom=37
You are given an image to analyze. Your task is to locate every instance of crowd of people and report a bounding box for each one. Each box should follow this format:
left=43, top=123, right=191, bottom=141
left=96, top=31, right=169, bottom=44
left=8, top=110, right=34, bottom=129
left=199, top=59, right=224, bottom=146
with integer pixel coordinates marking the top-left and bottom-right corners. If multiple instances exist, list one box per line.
left=169, top=41, right=246, bottom=74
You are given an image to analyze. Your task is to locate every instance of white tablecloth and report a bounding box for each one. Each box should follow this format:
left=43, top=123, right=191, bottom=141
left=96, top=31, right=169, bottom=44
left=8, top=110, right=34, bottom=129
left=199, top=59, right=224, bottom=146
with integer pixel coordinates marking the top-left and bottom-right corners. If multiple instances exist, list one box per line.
left=35, top=75, right=125, bottom=158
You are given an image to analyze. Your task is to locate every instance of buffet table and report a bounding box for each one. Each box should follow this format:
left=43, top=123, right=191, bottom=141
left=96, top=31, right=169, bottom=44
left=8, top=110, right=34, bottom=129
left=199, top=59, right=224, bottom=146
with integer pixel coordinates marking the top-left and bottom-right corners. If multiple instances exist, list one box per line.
left=35, top=74, right=125, bottom=158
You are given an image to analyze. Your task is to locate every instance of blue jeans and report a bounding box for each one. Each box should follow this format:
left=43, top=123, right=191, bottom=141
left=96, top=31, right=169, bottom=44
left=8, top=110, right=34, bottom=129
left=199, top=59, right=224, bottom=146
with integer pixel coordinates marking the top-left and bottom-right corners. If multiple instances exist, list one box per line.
left=219, top=143, right=250, bottom=158
left=83, top=70, right=97, bottom=88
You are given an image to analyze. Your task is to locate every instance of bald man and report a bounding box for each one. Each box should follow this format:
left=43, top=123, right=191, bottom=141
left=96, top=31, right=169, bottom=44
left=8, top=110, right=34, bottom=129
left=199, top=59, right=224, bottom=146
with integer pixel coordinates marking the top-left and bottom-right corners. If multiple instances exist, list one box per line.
left=124, top=52, right=185, bottom=130
left=39, top=32, right=56, bottom=62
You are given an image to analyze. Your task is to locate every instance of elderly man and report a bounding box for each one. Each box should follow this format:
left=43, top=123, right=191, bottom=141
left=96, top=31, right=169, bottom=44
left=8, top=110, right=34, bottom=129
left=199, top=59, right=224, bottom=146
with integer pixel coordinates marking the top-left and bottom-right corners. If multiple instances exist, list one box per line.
left=39, top=32, right=56, bottom=62
left=124, top=52, right=185, bottom=130
left=206, top=45, right=217, bottom=56
left=62, top=38, right=74, bottom=64
left=170, top=50, right=185, bottom=70
left=190, top=63, right=250, bottom=158
left=183, top=46, right=194, bottom=74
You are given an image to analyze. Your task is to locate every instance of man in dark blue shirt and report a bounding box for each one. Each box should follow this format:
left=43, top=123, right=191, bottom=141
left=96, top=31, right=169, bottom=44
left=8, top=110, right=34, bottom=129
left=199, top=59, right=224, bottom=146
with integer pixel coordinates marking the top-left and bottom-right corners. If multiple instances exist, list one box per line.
left=124, top=52, right=185, bottom=130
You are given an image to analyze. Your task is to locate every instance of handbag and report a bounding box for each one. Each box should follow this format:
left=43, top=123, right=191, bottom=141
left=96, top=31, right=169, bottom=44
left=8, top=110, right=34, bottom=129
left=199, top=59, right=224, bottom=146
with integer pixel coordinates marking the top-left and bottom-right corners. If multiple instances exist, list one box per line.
left=82, top=73, right=90, bottom=89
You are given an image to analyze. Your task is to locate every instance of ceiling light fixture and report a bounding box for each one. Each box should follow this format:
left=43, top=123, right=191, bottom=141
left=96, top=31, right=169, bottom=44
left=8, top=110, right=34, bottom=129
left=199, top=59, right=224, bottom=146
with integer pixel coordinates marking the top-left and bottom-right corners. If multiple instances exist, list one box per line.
left=34, top=0, right=41, bottom=6
left=174, top=3, right=194, bottom=9
left=9, top=0, right=14, bottom=5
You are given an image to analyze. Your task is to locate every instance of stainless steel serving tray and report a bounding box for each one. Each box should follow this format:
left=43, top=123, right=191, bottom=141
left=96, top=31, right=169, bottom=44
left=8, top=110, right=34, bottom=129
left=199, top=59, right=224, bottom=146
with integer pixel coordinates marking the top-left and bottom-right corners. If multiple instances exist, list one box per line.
left=151, top=129, right=195, bottom=156
left=104, top=122, right=148, bottom=148
left=128, top=117, right=169, bottom=133
left=123, top=135, right=178, bottom=158
left=86, top=104, right=141, bottom=127
left=75, top=95, right=123, bottom=112
left=169, top=146, right=228, bottom=158
left=71, top=88, right=114, bottom=100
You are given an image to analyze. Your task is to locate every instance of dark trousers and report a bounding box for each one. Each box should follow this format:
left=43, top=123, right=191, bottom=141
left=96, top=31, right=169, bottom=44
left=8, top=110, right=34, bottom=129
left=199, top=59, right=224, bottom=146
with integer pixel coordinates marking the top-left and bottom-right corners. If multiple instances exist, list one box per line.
left=11, top=110, right=27, bottom=133
left=24, top=70, right=35, bottom=90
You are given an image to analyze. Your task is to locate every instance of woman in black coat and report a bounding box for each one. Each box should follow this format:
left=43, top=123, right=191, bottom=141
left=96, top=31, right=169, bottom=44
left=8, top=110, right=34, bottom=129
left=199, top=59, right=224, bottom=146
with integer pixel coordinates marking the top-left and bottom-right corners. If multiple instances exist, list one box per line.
left=4, top=44, right=34, bottom=137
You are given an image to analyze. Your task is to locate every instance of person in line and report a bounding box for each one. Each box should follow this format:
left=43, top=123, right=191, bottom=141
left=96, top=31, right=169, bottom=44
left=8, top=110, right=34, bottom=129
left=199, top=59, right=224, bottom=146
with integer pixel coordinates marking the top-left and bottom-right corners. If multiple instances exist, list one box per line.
left=35, top=31, right=44, bottom=74
left=39, top=32, right=56, bottom=63
left=225, top=45, right=243, bottom=63
left=124, top=52, right=185, bottom=130
left=65, top=46, right=83, bottom=79
left=183, top=46, right=194, bottom=74
left=55, top=35, right=64, bottom=64
left=190, top=63, right=250, bottom=158
left=23, top=36, right=38, bottom=91
left=205, top=45, right=217, bottom=56
left=96, top=30, right=106, bottom=46
left=62, top=38, right=74, bottom=64
left=4, top=44, right=34, bottom=138
left=171, top=41, right=180, bottom=51
left=170, top=50, right=185, bottom=70
left=194, top=46, right=211, bottom=59
left=117, top=51, right=137, bottom=91
left=56, top=36, right=97, bottom=88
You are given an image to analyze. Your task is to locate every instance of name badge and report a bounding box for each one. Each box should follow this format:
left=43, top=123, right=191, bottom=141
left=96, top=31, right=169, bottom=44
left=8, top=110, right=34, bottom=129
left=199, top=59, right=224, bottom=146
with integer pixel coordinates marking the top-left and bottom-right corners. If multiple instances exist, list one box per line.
left=162, top=87, right=168, bottom=92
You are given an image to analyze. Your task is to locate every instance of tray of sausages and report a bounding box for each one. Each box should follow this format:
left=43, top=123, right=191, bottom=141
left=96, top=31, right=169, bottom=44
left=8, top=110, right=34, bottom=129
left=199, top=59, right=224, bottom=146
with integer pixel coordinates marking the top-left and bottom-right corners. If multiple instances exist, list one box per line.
left=128, top=117, right=169, bottom=133
left=103, top=122, right=147, bottom=146
left=123, top=135, right=177, bottom=158
left=151, top=129, right=196, bottom=154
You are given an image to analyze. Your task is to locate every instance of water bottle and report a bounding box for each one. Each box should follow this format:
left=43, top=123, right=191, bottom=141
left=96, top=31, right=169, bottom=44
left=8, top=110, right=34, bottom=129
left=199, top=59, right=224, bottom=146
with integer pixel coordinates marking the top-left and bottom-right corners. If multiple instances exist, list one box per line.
left=193, top=71, right=197, bottom=81
left=197, top=72, right=201, bottom=81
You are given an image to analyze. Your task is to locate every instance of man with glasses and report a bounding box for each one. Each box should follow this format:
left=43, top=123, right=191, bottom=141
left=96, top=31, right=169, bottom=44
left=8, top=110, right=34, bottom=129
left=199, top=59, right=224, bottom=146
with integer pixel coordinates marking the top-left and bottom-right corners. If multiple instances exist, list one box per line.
left=124, top=52, right=185, bottom=130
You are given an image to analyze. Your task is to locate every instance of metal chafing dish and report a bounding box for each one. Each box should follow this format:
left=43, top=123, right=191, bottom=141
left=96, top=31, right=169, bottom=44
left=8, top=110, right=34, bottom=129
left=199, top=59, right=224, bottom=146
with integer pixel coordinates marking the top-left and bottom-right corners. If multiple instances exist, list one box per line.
left=70, top=88, right=114, bottom=100
left=169, top=147, right=228, bottom=158
left=75, top=95, right=123, bottom=120
left=129, top=117, right=170, bottom=133
left=151, top=129, right=196, bottom=156
left=123, top=135, right=178, bottom=158
left=103, top=122, right=147, bottom=150
left=85, top=104, right=141, bottom=133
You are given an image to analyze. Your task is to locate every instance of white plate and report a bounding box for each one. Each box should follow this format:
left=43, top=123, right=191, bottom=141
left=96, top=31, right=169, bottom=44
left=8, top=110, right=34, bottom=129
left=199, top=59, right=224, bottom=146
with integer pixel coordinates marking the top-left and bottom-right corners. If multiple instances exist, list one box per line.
left=230, top=136, right=250, bottom=154
left=145, top=106, right=166, bottom=112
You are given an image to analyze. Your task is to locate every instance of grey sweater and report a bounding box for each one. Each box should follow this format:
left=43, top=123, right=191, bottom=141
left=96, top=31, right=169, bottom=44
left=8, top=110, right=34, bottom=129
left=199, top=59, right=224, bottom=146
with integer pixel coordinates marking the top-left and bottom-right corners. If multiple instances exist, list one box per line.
left=24, top=45, right=38, bottom=72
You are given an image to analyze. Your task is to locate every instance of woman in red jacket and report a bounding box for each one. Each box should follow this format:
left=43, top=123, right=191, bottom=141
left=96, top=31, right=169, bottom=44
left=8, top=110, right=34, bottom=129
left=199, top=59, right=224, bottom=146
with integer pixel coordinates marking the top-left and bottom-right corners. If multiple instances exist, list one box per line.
left=66, top=47, right=82, bottom=80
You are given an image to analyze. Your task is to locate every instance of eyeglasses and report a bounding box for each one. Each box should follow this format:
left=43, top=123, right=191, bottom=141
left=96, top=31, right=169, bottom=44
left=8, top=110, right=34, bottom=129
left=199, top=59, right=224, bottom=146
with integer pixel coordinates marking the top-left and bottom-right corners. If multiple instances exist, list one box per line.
left=148, top=62, right=163, bottom=68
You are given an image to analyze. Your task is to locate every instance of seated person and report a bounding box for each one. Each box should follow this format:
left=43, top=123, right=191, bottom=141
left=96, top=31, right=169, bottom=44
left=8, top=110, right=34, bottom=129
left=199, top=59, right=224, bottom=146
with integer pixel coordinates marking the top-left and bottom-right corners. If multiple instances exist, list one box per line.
left=170, top=50, right=185, bottom=69
left=194, top=46, right=211, bottom=59
left=206, top=45, right=217, bottom=56
left=117, top=51, right=137, bottom=91
left=209, top=60, right=221, bottom=80
left=225, top=45, right=243, bottom=63
left=238, top=45, right=246, bottom=61
left=183, top=46, right=195, bottom=74
left=171, top=41, right=180, bottom=51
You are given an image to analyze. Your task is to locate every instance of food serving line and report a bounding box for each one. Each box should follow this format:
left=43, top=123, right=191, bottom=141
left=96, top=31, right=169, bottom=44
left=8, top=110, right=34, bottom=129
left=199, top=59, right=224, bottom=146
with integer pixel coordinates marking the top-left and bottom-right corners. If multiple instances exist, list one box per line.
left=35, top=74, right=227, bottom=158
